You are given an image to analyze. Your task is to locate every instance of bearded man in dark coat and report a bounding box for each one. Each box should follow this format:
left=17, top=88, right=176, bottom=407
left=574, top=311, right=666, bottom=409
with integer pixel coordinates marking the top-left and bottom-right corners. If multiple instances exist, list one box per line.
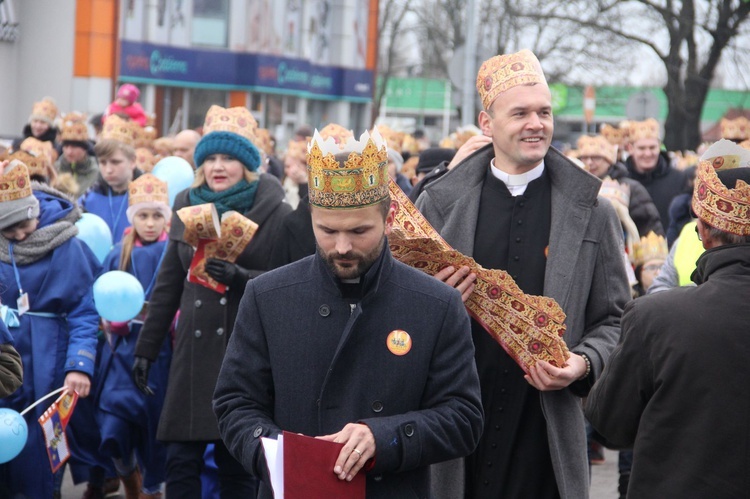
left=587, top=142, right=750, bottom=499
left=214, top=129, right=483, bottom=499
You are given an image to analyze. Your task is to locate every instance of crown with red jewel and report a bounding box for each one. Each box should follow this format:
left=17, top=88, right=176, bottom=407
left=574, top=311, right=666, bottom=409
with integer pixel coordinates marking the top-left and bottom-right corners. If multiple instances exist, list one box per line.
left=476, top=49, right=546, bottom=110
left=307, top=128, right=389, bottom=209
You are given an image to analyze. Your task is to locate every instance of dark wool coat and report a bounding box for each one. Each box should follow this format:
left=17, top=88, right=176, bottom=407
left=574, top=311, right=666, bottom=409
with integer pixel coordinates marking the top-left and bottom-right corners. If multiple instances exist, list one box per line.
left=587, top=244, right=750, bottom=498
left=213, top=246, right=484, bottom=499
left=625, top=151, right=687, bottom=230
left=269, top=194, right=316, bottom=269
left=135, top=174, right=291, bottom=441
left=416, top=144, right=631, bottom=499
left=608, top=162, right=664, bottom=237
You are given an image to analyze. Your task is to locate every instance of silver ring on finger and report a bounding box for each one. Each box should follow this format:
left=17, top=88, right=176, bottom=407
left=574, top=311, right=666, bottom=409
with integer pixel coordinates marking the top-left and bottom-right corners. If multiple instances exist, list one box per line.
left=353, top=448, right=363, bottom=459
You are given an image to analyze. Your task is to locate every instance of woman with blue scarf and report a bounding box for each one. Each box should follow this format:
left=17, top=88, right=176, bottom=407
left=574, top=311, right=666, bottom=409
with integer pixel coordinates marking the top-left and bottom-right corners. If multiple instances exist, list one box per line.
left=133, top=106, right=291, bottom=498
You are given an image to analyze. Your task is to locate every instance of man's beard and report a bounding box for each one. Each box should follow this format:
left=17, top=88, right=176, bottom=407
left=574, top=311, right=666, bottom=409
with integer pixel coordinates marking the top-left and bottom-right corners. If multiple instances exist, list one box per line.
left=319, top=235, right=385, bottom=280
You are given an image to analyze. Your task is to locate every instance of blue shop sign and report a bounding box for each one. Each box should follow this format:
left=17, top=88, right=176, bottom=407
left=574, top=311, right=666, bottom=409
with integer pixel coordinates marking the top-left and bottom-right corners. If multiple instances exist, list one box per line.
left=120, top=40, right=372, bottom=102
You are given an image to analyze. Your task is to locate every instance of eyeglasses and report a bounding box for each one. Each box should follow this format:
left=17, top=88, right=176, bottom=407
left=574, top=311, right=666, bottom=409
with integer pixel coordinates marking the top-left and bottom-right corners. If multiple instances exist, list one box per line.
left=695, top=224, right=702, bottom=241
left=642, top=264, right=662, bottom=272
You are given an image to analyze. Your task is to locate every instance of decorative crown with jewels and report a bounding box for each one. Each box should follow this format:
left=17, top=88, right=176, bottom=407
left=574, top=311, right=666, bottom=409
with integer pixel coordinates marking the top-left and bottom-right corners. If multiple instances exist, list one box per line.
left=306, top=128, right=389, bottom=209
left=633, top=231, right=668, bottom=267
left=476, top=49, right=546, bottom=110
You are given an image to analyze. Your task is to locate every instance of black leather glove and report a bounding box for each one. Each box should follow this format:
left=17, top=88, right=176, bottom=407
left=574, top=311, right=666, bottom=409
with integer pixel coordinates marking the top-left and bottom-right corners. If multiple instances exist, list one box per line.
left=204, top=258, right=252, bottom=288
left=132, top=356, right=154, bottom=396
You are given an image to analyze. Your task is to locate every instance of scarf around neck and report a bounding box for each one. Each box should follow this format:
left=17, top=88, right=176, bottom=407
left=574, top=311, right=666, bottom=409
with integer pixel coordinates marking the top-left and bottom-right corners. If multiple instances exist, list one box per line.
left=189, top=179, right=259, bottom=217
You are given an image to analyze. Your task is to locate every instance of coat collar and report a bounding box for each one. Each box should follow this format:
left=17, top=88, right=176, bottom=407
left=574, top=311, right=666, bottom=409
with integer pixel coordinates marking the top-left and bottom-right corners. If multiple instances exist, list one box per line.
left=692, top=243, right=750, bottom=285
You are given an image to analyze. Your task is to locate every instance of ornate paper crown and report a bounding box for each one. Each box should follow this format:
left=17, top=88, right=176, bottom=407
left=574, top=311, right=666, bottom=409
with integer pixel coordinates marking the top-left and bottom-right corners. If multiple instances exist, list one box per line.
left=135, top=147, right=156, bottom=173
left=377, top=125, right=405, bottom=154
left=135, top=126, right=158, bottom=149
left=599, top=178, right=630, bottom=209
left=61, top=120, right=89, bottom=143
left=720, top=117, right=749, bottom=141
left=600, top=124, right=626, bottom=146
left=577, top=135, right=616, bottom=164
left=203, top=105, right=258, bottom=143
left=319, top=123, right=354, bottom=146
left=476, top=49, right=546, bottom=110
left=101, top=115, right=139, bottom=146
left=692, top=139, right=750, bottom=236
left=8, top=150, right=47, bottom=179
left=29, top=98, right=58, bottom=124
left=254, top=128, right=274, bottom=156
left=306, top=128, right=389, bottom=209
left=0, top=159, right=33, bottom=202
left=20, top=137, right=55, bottom=166
left=625, top=118, right=660, bottom=142
left=128, top=173, right=168, bottom=208
left=633, top=231, right=668, bottom=267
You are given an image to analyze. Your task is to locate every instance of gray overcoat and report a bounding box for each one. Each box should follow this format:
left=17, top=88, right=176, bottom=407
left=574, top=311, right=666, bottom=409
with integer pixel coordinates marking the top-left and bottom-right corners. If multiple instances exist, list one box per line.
left=135, top=173, right=291, bottom=441
left=416, top=144, right=630, bottom=499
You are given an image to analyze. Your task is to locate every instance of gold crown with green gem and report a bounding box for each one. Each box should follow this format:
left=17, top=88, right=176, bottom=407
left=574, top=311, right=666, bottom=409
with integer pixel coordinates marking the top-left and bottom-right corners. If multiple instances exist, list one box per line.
left=306, top=128, right=389, bottom=209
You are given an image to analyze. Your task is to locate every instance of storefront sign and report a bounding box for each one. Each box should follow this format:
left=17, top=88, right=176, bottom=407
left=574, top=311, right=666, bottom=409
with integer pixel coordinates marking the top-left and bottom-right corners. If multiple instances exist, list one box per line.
left=120, top=40, right=372, bottom=102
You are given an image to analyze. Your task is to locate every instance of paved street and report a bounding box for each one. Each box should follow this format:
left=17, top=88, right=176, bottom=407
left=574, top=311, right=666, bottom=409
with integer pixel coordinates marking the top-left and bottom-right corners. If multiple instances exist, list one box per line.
left=61, top=447, right=622, bottom=498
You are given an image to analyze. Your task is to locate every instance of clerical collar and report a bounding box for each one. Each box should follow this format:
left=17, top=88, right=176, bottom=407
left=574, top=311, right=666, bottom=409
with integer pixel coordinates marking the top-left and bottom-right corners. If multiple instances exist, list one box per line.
left=490, top=159, right=545, bottom=196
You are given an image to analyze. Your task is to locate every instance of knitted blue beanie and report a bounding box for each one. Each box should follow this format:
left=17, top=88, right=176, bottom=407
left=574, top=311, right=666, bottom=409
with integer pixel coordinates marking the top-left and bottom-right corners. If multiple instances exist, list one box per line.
left=193, top=131, right=261, bottom=172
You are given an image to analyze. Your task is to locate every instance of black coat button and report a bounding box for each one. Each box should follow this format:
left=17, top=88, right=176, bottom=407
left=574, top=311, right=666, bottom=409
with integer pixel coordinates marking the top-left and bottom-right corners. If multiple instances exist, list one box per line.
left=319, top=305, right=330, bottom=317
left=372, top=400, right=383, bottom=413
left=404, top=424, right=414, bottom=437
left=253, top=426, right=263, bottom=438
left=517, top=219, right=523, bottom=225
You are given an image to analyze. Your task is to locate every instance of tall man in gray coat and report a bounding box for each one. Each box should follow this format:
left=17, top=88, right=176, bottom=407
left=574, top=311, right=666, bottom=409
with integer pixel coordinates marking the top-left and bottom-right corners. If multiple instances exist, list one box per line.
left=416, top=49, right=630, bottom=498
left=214, top=129, right=483, bottom=499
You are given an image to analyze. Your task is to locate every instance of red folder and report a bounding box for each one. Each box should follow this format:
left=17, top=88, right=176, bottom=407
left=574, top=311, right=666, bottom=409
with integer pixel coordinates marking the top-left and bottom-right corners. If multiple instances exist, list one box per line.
left=283, top=431, right=366, bottom=499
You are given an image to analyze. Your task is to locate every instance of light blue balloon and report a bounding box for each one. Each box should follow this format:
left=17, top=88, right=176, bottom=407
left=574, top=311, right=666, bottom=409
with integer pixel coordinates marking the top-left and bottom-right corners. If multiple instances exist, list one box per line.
left=75, top=213, right=113, bottom=263
left=93, top=271, right=145, bottom=322
left=152, top=156, right=195, bottom=207
left=0, top=408, right=28, bottom=464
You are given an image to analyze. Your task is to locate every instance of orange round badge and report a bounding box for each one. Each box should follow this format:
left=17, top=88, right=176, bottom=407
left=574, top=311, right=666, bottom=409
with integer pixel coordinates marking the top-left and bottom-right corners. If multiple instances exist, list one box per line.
left=386, top=330, right=412, bottom=356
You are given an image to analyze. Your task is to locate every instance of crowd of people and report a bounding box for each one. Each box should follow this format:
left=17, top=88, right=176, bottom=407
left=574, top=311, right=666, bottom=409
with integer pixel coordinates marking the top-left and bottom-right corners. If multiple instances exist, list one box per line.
left=1, top=48, right=749, bottom=499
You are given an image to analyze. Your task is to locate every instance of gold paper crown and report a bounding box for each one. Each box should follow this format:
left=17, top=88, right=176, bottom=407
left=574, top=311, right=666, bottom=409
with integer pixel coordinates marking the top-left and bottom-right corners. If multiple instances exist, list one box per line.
left=692, top=139, right=750, bottom=236
left=128, top=173, right=168, bottom=208
left=254, top=128, right=274, bottom=156
left=306, top=128, right=389, bottom=209
left=375, top=125, right=404, bottom=153
left=600, top=124, right=626, bottom=146
left=319, top=123, right=354, bottom=146
left=29, top=98, right=58, bottom=124
left=454, top=125, right=481, bottom=149
left=101, top=115, right=139, bottom=146
left=0, top=160, right=33, bottom=202
left=633, top=231, right=668, bottom=267
left=476, top=49, right=546, bottom=110
left=20, top=137, right=55, bottom=167
left=286, top=139, right=308, bottom=162
left=599, top=177, right=630, bottom=209
left=625, top=118, right=660, bottom=142
left=203, top=105, right=258, bottom=143
left=720, top=117, right=749, bottom=141
left=9, top=150, right=47, bottom=179
left=740, top=139, right=750, bottom=150
left=61, top=121, right=89, bottom=143
left=135, top=147, right=157, bottom=172
left=135, top=126, right=158, bottom=149
left=402, top=134, right=420, bottom=155
left=577, top=135, right=616, bottom=165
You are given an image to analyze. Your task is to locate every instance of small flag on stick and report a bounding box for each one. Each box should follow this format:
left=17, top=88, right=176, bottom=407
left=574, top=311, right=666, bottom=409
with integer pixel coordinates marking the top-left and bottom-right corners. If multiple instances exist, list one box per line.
left=38, top=390, right=78, bottom=473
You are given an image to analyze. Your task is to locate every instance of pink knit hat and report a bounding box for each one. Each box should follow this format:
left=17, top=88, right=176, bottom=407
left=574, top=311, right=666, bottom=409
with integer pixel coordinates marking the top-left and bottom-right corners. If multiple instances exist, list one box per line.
left=116, top=84, right=140, bottom=105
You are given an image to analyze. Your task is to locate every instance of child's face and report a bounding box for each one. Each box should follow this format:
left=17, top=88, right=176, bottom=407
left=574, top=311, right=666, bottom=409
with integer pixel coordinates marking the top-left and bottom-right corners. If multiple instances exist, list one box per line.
left=1, top=218, right=39, bottom=242
left=99, top=149, right=136, bottom=192
left=132, top=208, right=166, bottom=242
left=115, top=97, right=130, bottom=107
left=30, top=119, right=50, bottom=137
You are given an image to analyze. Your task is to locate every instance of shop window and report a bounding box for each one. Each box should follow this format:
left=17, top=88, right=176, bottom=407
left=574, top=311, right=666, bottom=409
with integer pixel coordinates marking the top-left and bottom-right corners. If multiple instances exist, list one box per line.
left=192, top=0, right=229, bottom=47
left=188, top=89, right=227, bottom=130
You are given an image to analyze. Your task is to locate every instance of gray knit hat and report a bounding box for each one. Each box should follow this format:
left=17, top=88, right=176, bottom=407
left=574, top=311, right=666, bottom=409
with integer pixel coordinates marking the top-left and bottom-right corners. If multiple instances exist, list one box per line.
left=0, top=160, right=40, bottom=231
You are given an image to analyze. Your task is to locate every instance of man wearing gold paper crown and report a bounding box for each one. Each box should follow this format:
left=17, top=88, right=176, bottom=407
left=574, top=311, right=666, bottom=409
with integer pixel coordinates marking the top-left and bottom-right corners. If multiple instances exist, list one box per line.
left=214, top=129, right=483, bottom=499
left=587, top=140, right=750, bottom=498
left=415, top=49, right=630, bottom=498
left=623, top=118, right=688, bottom=229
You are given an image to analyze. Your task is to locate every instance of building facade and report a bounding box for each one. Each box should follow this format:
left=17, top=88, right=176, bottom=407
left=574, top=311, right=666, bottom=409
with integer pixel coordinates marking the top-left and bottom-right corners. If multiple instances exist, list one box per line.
left=0, top=0, right=378, bottom=143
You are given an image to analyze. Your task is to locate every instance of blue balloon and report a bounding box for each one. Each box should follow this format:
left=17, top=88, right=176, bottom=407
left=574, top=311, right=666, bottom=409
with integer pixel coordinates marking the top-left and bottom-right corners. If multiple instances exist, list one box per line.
left=93, top=271, right=145, bottom=322
left=152, top=156, right=195, bottom=207
left=75, top=213, right=113, bottom=263
left=0, top=408, right=28, bottom=464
